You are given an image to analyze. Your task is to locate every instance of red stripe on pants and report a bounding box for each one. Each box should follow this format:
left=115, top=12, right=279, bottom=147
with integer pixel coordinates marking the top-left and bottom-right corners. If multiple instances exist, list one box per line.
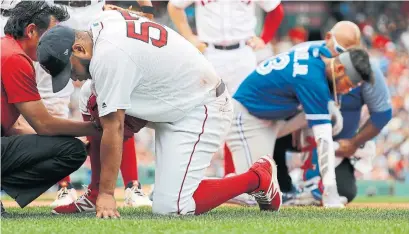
left=177, top=105, right=208, bottom=214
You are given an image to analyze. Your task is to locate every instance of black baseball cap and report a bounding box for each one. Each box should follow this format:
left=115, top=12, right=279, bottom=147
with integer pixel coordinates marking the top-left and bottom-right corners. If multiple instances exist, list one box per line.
left=37, top=25, right=76, bottom=93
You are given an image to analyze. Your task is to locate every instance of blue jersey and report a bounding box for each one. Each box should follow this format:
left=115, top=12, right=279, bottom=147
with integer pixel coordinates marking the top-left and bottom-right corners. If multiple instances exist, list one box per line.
left=234, top=45, right=333, bottom=127
left=294, top=41, right=392, bottom=139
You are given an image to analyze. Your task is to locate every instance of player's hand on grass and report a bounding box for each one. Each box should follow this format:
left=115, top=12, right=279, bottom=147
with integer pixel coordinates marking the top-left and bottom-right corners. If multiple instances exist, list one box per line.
left=96, top=193, right=120, bottom=219
left=246, top=36, right=266, bottom=50
left=335, top=139, right=359, bottom=157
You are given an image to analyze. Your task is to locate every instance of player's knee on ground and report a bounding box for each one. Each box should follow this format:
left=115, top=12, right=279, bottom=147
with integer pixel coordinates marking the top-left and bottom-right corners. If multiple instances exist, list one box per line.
left=337, top=182, right=357, bottom=203
left=335, top=159, right=357, bottom=203
left=58, top=137, right=87, bottom=170
left=152, top=192, right=195, bottom=215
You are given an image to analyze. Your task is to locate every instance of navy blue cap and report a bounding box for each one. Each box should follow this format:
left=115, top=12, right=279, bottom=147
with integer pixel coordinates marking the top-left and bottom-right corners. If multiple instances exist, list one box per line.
left=37, top=25, right=75, bottom=93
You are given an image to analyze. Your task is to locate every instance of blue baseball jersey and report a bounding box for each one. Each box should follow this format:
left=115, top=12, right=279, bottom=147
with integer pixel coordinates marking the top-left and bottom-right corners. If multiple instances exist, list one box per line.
left=294, top=41, right=393, bottom=139
left=234, top=45, right=333, bottom=127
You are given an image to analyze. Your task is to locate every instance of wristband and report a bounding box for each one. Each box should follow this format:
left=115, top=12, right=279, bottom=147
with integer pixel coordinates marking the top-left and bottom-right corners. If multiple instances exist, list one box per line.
left=140, top=6, right=154, bottom=15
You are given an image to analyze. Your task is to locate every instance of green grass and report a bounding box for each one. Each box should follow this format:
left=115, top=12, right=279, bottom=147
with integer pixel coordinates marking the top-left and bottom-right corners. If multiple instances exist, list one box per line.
left=2, top=207, right=409, bottom=234
left=3, top=194, right=408, bottom=203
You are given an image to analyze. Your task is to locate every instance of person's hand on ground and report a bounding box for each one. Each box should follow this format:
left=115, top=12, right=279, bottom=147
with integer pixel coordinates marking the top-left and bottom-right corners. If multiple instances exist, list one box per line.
left=96, top=193, right=120, bottom=219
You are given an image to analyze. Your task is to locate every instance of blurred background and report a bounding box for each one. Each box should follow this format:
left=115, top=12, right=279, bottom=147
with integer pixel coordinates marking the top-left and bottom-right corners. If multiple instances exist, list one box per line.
left=67, top=1, right=409, bottom=198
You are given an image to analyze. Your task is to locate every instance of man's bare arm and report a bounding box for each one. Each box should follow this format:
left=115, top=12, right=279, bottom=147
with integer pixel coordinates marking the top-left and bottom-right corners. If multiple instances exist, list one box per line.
left=277, top=112, right=307, bottom=138
left=168, top=3, right=194, bottom=39
left=336, top=120, right=380, bottom=157
left=15, top=100, right=100, bottom=136
left=95, top=109, right=125, bottom=219
left=351, top=120, right=380, bottom=146
left=6, top=115, right=36, bottom=136
left=98, top=110, right=126, bottom=195
left=168, top=2, right=207, bottom=52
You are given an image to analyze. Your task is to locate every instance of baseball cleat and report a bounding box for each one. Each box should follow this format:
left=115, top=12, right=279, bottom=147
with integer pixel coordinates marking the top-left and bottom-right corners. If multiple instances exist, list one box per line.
left=322, top=185, right=345, bottom=208
left=248, top=155, right=282, bottom=211
left=51, top=186, right=98, bottom=215
left=124, top=181, right=152, bottom=207
left=50, top=182, right=77, bottom=208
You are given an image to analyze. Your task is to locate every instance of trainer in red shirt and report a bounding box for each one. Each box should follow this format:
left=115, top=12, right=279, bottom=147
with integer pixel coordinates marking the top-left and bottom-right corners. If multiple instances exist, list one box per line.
left=1, top=1, right=99, bottom=137
left=1, top=0, right=99, bottom=214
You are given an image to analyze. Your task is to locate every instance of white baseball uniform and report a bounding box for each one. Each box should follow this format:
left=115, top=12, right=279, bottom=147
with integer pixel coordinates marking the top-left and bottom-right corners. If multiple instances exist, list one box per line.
left=85, top=10, right=233, bottom=215
left=1, top=15, right=8, bottom=37
left=169, top=0, right=281, bottom=94
left=1, top=0, right=19, bottom=37
left=34, top=0, right=105, bottom=118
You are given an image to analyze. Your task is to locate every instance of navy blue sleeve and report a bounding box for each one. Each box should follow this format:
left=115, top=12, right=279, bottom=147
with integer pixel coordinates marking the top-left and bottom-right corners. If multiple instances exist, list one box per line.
left=370, top=109, right=392, bottom=130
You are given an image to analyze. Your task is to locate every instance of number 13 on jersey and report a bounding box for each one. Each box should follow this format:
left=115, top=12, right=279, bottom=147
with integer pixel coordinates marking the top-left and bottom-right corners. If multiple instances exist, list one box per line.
left=118, top=10, right=168, bottom=48
left=256, top=47, right=310, bottom=77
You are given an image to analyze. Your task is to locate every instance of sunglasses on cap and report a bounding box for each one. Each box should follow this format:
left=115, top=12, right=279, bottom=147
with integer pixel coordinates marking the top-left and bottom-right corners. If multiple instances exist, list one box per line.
left=331, top=31, right=347, bottom=54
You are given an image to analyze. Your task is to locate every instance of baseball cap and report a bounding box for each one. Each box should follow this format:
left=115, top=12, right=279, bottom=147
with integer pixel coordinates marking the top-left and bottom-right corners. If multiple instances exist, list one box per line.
left=37, top=25, right=75, bottom=93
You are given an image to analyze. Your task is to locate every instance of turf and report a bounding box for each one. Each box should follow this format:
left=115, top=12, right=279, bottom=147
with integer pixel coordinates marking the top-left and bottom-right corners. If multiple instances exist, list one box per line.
left=2, top=207, right=409, bottom=234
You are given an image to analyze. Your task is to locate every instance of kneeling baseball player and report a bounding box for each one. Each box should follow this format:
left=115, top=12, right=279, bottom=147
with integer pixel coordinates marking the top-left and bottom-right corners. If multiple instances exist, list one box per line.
left=276, top=21, right=392, bottom=206
left=38, top=10, right=282, bottom=218
left=225, top=43, right=374, bottom=208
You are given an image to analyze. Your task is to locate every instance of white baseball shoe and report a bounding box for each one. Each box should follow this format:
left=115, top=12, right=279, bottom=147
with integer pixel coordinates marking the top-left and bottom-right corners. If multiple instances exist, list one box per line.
left=50, top=182, right=77, bottom=208
left=227, top=193, right=258, bottom=207
left=124, top=181, right=153, bottom=207
left=322, top=185, right=345, bottom=208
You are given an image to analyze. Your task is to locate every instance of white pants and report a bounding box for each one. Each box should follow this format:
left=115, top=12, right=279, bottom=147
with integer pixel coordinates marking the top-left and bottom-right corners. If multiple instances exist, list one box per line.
left=151, top=92, right=233, bottom=215
left=79, top=81, right=233, bottom=215
left=225, top=99, right=285, bottom=174
left=204, top=43, right=257, bottom=95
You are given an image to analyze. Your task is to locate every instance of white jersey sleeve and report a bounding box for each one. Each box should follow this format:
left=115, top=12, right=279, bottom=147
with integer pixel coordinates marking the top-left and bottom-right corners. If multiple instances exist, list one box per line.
left=256, top=0, right=281, bottom=12
left=0, top=16, right=8, bottom=37
left=90, top=40, right=140, bottom=117
left=169, top=0, right=195, bottom=9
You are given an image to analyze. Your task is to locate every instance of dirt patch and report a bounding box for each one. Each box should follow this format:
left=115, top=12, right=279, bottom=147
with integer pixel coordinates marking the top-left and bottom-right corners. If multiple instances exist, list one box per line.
left=1, top=188, right=128, bottom=208
left=347, top=202, right=409, bottom=209
left=2, top=200, right=128, bottom=208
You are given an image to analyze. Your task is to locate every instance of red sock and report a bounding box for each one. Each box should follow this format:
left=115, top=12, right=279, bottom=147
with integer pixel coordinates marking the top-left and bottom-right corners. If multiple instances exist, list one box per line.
left=59, top=176, right=71, bottom=184
left=192, top=171, right=259, bottom=215
left=224, top=144, right=236, bottom=176
left=83, top=115, right=102, bottom=191
left=120, top=136, right=138, bottom=185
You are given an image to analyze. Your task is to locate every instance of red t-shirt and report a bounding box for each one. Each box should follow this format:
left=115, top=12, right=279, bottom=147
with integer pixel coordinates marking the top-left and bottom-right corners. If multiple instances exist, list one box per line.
left=1, top=36, right=41, bottom=136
